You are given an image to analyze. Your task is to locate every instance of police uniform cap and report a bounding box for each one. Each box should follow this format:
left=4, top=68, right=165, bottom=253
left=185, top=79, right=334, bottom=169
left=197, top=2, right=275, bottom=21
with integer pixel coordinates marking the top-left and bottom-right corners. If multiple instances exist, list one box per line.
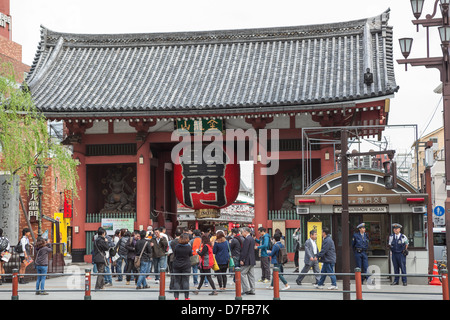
left=392, top=223, right=402, bottom=229
left=357, top=223, right=366, bottom=229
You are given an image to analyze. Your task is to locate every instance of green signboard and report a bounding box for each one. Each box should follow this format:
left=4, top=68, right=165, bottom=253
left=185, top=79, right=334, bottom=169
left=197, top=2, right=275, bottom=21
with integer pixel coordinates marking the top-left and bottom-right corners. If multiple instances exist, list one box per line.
left=176, top=119, right=223, bottom=135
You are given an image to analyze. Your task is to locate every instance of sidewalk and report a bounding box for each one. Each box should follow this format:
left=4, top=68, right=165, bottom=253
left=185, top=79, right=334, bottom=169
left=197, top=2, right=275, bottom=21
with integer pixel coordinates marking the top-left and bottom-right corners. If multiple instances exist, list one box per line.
left=0, top=262, right=445, bottom=300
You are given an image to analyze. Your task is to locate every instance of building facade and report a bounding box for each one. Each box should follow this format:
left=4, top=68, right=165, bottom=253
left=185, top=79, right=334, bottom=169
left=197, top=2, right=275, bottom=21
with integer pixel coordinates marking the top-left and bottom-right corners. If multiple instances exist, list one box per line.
left=0, top=0, right=68, bottom=247
left=25, top=10, right=398, bottom=262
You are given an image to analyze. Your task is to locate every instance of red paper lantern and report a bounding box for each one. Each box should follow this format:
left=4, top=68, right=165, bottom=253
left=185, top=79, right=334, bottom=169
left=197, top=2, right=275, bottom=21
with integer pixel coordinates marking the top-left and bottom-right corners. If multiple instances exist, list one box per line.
left=174, top=144, right=240, bottom=218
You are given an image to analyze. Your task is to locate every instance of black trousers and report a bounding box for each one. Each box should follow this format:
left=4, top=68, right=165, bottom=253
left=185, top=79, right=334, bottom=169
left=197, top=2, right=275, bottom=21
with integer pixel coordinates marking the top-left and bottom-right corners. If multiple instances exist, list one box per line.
left=198, top=268, right=216, bottom=290
left=173, top=265, right=191, bottom=299
left=95, top=263, right=106, bottom=289
left=125, top=258, right=138, bottom=282
left=215, top=264, right=228, bottom=288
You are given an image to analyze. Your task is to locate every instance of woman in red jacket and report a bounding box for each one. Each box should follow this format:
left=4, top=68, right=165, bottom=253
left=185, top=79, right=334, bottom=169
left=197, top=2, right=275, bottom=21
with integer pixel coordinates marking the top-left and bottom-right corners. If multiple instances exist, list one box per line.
left=194, top=235, right=218, bottom=295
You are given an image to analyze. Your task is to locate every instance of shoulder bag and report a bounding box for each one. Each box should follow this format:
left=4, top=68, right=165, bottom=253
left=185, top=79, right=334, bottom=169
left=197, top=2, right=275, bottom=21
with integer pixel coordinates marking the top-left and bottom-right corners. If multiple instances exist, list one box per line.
left=190, top=253, right=199, bottom=266
left=227, top=241, right=235, bottom=268
left=134, top=241, right=148, bottom=269
left=94, top=238, right=108, bottom=265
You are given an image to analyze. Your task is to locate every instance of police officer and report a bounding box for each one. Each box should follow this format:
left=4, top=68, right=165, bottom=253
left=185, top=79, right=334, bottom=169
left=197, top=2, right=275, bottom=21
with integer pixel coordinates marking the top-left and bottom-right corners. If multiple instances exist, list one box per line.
left=388, top=223, right=409, bottom=286
left=352, top=223, right=369, bottom=283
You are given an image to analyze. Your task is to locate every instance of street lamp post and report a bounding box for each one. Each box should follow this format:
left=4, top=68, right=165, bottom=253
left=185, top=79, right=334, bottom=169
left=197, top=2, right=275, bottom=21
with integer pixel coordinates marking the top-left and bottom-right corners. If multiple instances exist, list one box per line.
left=34, top=163, right=48, bottom=238
left=397, top=0, right=450, bottom=293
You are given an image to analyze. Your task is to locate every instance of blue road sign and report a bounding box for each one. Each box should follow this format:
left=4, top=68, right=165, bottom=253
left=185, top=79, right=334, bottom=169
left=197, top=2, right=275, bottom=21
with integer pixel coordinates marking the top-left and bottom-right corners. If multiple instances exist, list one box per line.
left=434, top=206, right=445, bottom=217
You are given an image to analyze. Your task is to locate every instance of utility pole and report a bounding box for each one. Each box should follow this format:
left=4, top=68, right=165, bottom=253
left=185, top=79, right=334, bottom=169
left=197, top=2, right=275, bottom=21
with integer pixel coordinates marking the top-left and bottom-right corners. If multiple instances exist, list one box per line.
left=340, top=129, right=396, bottom=300
left=340, top=129, right=350, bottom=300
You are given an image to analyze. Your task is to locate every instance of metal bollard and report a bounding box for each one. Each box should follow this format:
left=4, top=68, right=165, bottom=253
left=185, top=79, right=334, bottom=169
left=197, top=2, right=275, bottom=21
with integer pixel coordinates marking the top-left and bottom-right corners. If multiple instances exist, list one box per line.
left=84, top=269, right=92, bottom=300
left=234, top=267, right=242, bottom=300
left=273, top=267, right=280, bottom=300
left=442, top=269, right=449, bottom=301
left=159, top=268, right=166, bottom=300
left=11, top=268, right=19, bottom=300
left=355, top=268, right=363, bottom=300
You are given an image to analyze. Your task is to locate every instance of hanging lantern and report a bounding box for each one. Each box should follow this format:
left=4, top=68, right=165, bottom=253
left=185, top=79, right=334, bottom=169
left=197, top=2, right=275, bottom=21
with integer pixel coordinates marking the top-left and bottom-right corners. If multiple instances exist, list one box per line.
left=174, top=144, right=240, bottom=219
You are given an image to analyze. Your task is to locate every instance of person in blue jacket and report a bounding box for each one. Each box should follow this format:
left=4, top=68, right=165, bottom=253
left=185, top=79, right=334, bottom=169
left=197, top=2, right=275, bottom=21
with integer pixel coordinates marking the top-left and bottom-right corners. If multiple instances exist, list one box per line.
left=267, top=233, right=290, bottom=290
left=352, top=223, right=369, bottom=283
left=213, top=230, right=230, bottom=291
left=255, top=227, right=271, bottom=283
left=316, top=227, right=338, bottom=290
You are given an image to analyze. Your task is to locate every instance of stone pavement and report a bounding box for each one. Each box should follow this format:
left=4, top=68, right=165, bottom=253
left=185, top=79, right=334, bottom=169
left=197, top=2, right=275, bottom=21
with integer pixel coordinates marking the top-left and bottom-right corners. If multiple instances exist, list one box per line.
left=0, top=262, right=445, bottom=300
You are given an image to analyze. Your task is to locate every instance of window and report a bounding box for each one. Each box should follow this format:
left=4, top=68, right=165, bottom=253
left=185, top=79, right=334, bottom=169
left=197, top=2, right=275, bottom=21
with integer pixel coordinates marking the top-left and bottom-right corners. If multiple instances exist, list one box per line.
left=390, top=214, right=425, bottom=248
left=433, top=232, right=446, bottom=246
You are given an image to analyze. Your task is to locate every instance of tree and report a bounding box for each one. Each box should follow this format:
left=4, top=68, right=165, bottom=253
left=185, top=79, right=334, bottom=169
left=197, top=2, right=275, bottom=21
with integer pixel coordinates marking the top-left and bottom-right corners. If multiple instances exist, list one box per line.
left=0, top=60, right=78, bottom=197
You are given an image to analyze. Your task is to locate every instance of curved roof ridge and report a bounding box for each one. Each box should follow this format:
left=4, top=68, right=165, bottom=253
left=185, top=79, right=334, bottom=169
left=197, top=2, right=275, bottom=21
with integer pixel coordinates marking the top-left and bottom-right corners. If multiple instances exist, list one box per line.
left=38, top=10, right=390, bottom=47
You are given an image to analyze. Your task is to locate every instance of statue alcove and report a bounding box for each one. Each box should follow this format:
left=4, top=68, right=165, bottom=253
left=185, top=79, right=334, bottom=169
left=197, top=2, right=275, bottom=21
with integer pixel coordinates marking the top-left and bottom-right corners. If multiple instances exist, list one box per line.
left=86, top=164, right=137, bottom=214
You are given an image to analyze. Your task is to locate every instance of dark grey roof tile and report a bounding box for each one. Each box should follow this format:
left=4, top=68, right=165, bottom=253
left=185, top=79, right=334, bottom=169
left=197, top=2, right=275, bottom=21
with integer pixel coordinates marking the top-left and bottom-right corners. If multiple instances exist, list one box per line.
left=26, top=10, right=398, bottom=115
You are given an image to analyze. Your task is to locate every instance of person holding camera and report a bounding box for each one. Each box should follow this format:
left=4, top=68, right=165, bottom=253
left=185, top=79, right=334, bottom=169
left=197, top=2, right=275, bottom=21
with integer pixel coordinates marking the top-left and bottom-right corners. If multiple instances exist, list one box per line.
left=93, top=228, right=110, bottom=290
left=34, top=237, right=52, bottom=295
left=388, top=223, right=409, bottom=286
left=352, top=223, right=369, bottom=284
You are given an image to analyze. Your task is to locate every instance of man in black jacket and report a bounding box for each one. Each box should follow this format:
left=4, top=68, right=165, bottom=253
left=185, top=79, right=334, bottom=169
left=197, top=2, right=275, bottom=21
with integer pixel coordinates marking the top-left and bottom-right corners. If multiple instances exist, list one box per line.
left=135, top=230, right=152, bottom=289
left=239, top=227, right=256, bottom=295
left=93, top=228, right=110, bottom=290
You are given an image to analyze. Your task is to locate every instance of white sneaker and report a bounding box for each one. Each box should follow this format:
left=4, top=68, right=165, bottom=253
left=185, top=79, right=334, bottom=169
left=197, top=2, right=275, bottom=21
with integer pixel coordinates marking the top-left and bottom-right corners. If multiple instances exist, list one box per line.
left=328, top=285, right=338, bottom=290
left=316, top=285, right=325, bottom=289
left=281, top=285, right=290, bottom=290
left=266, top=286, right=273, bottom=289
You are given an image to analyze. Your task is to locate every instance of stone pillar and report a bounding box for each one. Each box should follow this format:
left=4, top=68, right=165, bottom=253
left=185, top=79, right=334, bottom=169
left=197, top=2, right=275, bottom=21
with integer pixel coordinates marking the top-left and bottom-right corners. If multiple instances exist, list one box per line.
left=0, top=174, right=20, bottom=242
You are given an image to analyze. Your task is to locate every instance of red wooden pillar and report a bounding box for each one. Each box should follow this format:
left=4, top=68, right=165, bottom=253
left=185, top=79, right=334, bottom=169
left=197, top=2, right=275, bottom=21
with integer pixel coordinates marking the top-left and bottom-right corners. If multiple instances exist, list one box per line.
left=253, top=161, right=268, bottom=233
left=73, top=148, right=87, bottom=260
left=136, top=142, right=151, bottom=230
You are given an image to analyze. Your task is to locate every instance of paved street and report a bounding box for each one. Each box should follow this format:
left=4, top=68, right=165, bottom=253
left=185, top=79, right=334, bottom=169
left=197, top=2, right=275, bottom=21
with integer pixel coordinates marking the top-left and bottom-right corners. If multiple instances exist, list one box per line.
left=0, top=262, right=445, bottom=301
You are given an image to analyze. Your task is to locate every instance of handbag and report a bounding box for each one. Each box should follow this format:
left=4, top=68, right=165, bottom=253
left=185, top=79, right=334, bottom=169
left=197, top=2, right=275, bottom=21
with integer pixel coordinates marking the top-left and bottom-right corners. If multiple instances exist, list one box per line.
left=212, top=254, right=220, bottom=271
left=227, top=242, right=235, bottom=268
left=94, top=238, right=108, bottom=265
left=134, top=241, right=148, bottom=269
left=190, top=254, right=199, bottom=266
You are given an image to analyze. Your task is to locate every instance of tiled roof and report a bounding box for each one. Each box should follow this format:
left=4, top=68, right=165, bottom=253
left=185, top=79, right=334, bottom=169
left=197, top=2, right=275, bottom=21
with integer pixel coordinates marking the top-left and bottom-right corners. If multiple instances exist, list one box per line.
left=26, top=9, right=397, bottom=117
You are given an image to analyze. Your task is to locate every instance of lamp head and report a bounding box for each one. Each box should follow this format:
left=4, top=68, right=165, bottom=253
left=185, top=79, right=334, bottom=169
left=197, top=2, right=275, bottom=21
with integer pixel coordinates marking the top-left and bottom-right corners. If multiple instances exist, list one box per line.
left=410, top=0, right=425, bottom=19
left=399, top=38, right=414, bottom=59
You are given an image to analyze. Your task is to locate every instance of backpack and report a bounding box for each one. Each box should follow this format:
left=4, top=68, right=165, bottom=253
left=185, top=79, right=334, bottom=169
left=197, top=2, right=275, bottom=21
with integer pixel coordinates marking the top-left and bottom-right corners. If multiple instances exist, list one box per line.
left=14, top=240, right=23, bottom=253
left=276, top=243, right=288, bottom=264
left=0, top=237, right=8, bottom=252
left=267, top=237, right=273, bottom=251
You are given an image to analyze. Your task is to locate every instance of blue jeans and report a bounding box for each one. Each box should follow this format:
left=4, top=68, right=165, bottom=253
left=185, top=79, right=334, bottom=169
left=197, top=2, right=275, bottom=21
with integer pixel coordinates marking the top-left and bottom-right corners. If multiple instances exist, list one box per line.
left=318, top=262, right=337, bottom=286
left=136, top=260, right=150, bottom=288
left=271, top=264, right=287, bottom=286
left=192, top=264, right=199, bottom=285
left=36, top=265, right=48, bottom=292
left=116, top=256, right=126, bottom=281
left=153, top=256, right=167, bottom=280
left=104, top=264, right=112, bottom=284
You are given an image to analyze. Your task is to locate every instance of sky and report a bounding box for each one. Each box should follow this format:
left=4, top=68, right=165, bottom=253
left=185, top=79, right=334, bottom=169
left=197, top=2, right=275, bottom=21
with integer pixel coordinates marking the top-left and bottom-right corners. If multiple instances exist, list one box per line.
left=7, top=0, right=448, bottom=188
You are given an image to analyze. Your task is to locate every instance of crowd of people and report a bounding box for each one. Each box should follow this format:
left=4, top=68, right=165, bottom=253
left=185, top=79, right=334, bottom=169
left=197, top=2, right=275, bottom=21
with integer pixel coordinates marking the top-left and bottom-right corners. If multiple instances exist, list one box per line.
left=89, top=225, right=293, bottom=300
left=0, top=222, right=411, bottom=298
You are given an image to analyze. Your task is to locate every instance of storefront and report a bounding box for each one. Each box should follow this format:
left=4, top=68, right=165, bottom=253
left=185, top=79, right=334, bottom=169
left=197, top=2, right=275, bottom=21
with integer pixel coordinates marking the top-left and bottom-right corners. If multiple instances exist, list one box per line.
left=295, top=169, right=429, bottom=283
left=177, top=199, right=254, bottom=233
